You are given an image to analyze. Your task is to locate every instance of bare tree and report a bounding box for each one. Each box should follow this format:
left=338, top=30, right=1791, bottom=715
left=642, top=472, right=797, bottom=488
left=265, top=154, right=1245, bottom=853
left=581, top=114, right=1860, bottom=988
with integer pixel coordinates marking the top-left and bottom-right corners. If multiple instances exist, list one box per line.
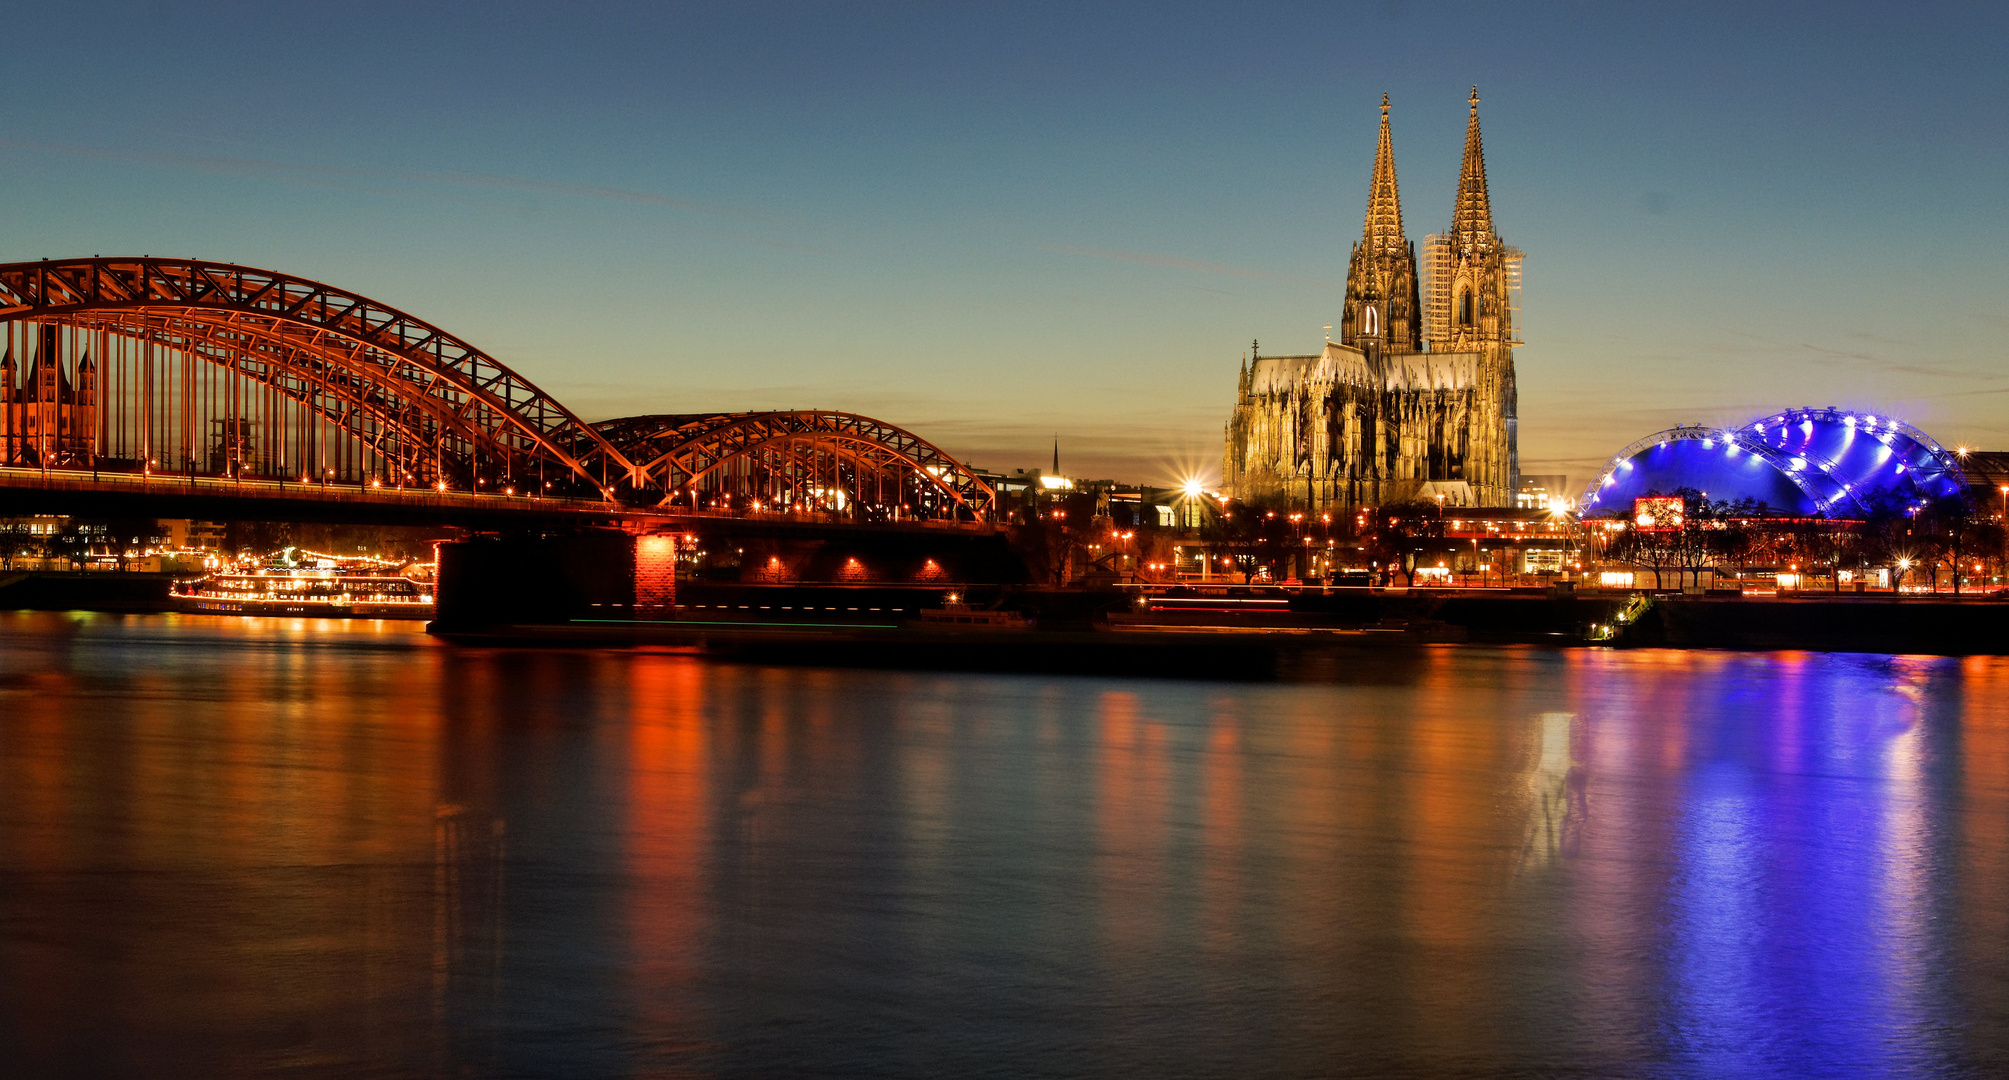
left=40, top=524, right=88, bottom=571
left=1787, top=513, right=1853, bottom=592
left=1918, top=495, right=2001, bottom=596
left=0, top=525, right=26, bottom=571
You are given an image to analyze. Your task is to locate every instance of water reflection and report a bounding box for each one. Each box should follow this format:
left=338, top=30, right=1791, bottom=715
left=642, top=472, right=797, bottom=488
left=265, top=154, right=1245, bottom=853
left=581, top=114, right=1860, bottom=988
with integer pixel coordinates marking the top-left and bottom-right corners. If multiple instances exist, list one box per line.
left=1517, top=710, right=1583, bottom=879
left=0, top=612, right=2003, bottom=1077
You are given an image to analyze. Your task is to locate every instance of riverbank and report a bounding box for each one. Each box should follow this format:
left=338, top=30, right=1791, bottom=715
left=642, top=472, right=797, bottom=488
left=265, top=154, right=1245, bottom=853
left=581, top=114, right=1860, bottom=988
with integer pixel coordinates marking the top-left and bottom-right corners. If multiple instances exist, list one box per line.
left=448, top=588, right=2009, bottom=673
left=1618, top=593, right=2009, bottom=654
left=0, top=570, right=177, bottom=612
left=12, top=573, right=2009, bottom=663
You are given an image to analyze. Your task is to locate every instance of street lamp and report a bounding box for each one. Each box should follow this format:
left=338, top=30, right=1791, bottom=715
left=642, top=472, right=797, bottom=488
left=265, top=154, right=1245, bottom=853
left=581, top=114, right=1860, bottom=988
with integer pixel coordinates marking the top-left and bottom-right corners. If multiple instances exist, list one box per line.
left=1999, top=486, right=2008, bottom=585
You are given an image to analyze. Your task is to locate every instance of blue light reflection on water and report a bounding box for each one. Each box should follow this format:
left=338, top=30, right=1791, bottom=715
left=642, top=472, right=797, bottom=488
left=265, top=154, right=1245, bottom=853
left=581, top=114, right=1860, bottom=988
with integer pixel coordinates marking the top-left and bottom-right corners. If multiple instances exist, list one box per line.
left=0, top=614, right=2003, bottom=1078
left=1648, top=654, right=1968, bottom=1078
left=1562, top=651, right=1980, bottom=1080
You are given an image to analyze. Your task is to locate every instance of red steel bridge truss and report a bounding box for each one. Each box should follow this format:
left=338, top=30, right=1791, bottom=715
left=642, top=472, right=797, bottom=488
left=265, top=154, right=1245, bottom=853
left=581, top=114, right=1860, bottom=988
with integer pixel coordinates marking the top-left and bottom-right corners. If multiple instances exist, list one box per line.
left=0, top=258, right=995, bottom=522
left=596, top=411, right=995, bottom=522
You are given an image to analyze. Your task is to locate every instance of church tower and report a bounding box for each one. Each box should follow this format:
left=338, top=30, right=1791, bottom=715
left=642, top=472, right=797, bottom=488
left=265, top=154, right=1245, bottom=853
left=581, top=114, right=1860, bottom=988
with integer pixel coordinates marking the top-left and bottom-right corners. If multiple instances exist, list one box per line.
left=1, top=345, right=15, bottom=466
left=1339, top=95, right=1421, bottom=358
left=1423, top=88, right=1521, bottom=502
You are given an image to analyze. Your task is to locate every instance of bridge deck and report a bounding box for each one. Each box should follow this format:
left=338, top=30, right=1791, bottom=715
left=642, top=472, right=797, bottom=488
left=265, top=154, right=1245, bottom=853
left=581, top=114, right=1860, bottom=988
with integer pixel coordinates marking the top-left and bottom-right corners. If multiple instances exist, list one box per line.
left=0, top=466, right=998, bottom=535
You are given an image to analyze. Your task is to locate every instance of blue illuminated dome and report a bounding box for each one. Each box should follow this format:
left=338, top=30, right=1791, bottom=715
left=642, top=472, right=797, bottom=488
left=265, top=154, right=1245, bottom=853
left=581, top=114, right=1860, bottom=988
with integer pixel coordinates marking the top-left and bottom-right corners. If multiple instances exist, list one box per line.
left=1580, top=408, right=1968, bottom=517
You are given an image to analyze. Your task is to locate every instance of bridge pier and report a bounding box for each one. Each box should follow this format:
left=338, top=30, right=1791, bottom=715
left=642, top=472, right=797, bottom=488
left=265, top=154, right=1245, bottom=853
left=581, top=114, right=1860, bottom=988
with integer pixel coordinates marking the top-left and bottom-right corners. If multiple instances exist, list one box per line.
left=433, top=530, right=664, bottom=630
left=432, top=524, right=1026, bottom=632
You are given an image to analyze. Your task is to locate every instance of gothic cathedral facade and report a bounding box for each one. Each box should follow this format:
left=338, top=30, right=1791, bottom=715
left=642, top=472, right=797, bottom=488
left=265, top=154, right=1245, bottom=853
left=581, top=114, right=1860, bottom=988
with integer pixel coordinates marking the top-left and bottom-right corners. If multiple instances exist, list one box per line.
left=1224, top=90, right=1520, bottom=510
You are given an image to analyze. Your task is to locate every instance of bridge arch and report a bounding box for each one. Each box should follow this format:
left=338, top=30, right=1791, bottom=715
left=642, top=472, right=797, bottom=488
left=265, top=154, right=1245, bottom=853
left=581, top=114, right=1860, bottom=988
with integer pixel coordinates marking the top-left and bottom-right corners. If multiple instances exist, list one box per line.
left=0, top=257, right=638, bottom=497
left=597, top=411, right=996, bottom=521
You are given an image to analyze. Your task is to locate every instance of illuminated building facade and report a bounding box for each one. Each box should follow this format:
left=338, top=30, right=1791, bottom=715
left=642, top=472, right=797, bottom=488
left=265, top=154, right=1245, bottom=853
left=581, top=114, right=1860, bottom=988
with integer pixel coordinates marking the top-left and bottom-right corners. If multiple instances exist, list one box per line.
left=1580, top=407, right=1969, bottom=517
left=1224, top=89, right=1520, bottom=511
left=1515, top=473, right=1571, bottom=511
left=2, top=325, right=98, bottom=467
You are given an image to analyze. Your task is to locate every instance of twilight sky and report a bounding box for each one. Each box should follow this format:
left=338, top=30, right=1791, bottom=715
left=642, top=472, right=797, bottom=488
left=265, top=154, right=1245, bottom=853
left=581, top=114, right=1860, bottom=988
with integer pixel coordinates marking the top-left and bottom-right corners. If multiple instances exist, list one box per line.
left=3, top=1, right=2005, bottom=491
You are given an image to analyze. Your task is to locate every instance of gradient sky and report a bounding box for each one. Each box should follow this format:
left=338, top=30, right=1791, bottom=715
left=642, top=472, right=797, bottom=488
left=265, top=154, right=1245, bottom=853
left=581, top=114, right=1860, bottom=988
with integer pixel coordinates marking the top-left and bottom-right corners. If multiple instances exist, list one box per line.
left=3, top=1, right=2005, bottom=491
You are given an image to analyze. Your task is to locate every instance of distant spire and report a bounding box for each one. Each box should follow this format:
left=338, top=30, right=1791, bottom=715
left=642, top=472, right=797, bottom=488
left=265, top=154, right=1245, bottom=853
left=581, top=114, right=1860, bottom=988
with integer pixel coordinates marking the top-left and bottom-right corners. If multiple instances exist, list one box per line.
left=1362, top=93, right=1407, bottom=258
left=1053, top=438, right=1059, bottom=475
left=1452, top=86, right=1494, bottom=251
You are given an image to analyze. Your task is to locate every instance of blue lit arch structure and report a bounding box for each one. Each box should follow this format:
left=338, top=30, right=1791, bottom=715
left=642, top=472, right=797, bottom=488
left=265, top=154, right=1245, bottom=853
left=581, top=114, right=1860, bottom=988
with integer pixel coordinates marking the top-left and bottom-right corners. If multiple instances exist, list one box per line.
left=1579, top=408, right=1969, bottom=518
left=1740, top=407, right=1967, bottom=511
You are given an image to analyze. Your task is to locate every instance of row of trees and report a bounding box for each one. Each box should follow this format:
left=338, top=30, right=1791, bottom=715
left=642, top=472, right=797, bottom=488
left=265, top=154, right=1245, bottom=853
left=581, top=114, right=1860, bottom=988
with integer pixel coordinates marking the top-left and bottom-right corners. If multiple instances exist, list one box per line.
left=1176, top=486, right=2009, bottom=592
left=1001, top=481, right=2009, bottom=593
left=1194, top=497, right=1457, bottom=585
left=1601, top=489, right=2005, bottom=593
left=1163, top=495, right=1508, bottom=585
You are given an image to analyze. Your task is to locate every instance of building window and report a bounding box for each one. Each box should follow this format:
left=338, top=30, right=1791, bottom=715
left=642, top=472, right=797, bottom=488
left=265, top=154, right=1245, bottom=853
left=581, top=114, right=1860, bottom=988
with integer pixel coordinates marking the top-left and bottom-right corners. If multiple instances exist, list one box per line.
left=1458, top=290, right=1474, bottom=327
left=1363, top=306, right=1379, bottom=336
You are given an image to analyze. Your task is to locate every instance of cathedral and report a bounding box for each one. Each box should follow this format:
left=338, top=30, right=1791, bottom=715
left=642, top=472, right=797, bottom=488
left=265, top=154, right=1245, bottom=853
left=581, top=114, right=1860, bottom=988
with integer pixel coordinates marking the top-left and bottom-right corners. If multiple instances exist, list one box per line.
left=1224, top=89, right=1520, bottom=511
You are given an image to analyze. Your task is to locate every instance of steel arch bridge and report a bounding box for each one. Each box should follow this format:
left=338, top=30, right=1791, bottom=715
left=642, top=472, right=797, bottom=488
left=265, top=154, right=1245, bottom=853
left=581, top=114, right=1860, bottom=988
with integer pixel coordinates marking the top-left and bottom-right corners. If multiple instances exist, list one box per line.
left=596, top=411, right=995, bottom=521
left=0, top=257, right=994, bottom=522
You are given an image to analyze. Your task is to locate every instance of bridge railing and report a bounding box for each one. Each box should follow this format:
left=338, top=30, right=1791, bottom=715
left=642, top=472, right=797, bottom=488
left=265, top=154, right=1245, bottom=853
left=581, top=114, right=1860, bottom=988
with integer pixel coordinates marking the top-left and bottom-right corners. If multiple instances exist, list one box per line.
left=0, top=465, right=998, bottom=532
left=0, top=465, right=629, bottom=515
left=653, top=505, right=997, bottom=533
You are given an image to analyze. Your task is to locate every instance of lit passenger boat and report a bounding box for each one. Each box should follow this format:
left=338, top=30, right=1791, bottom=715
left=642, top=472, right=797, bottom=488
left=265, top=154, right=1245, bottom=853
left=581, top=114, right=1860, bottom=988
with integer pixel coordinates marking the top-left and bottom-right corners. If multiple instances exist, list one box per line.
left=171, top=570, right=435, bottom=619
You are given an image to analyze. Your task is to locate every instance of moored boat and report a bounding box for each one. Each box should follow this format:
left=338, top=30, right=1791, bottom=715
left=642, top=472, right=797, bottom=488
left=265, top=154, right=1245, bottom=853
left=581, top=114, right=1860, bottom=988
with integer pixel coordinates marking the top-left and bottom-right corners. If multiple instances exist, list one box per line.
left=171, top=570, right=435, bottom=619
left=912, top=601, right=1032, bottom=630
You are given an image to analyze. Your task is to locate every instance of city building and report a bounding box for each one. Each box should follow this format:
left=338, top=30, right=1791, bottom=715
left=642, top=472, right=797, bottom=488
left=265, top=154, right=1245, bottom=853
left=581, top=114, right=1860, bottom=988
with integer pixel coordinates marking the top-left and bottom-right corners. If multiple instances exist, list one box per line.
left=0, top=514, right=194, bottom=572
left=1515, top=473, right=1570, bottom=511
left=1384, top=505, right=1575, bottom=584
left=1224, top=89, right=1520, bottom=512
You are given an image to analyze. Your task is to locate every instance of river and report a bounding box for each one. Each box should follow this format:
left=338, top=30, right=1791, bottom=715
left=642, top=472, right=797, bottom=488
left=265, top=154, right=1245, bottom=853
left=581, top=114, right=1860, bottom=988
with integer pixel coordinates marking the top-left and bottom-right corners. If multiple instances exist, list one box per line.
left=0, top=611, right=2004, bottom=1078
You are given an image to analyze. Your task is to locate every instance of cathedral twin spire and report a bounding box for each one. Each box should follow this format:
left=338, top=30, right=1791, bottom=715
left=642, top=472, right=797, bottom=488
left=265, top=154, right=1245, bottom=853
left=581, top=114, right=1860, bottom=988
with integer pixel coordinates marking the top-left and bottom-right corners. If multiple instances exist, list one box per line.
left=1342, top=88, right=1508, bottom=354
left=1361, top=88, right=1494, bottom=254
